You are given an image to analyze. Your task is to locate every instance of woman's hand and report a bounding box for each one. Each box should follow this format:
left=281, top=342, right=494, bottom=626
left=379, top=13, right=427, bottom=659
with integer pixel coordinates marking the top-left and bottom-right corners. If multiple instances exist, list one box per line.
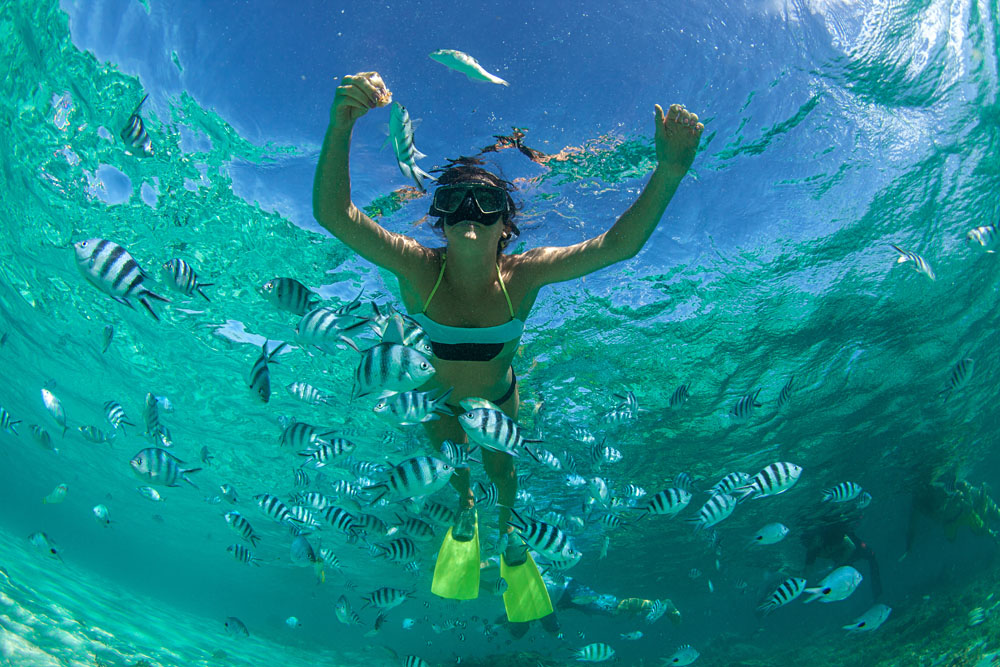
left=654, top=103, right=704, bottom=177
left=330, top=72, right=392, bottom=132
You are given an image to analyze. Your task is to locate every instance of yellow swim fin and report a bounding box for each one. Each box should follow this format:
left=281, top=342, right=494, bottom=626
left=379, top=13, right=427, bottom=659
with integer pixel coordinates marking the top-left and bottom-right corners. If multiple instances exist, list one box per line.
left=431, top=520, right=480, bottom=600
left=501, top=551, right=553, bottom=622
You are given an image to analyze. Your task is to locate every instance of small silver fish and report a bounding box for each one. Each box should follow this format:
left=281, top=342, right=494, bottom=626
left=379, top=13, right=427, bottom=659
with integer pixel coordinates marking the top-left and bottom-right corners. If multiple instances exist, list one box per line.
left=101, top=324, right=114, bottom=353
left=890, top=243, right=935, bottom=280
left=428, top=49, right=509, bottom=86
left=92, top=504, right=111, bottom=526
left=386, top=102, right=435, bottom=191
left=136, top=486, right=164, bottom=502
left=40, top=388, right=67, bottom=436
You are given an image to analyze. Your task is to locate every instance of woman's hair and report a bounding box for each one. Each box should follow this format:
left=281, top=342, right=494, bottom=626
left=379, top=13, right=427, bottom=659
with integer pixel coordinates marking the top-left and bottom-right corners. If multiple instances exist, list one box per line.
left=429, top=157, right=521, bottom=255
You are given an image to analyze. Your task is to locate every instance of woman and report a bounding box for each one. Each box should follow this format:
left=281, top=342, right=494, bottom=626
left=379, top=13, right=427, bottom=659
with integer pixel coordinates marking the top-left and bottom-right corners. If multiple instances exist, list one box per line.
left=313, top=71, right=703, bottom=621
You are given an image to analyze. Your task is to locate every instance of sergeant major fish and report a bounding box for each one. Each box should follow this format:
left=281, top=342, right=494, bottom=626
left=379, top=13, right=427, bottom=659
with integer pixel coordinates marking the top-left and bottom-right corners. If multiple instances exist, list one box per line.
left=130, top=447, right=201, bottom=488
left=822, top=481, right=863, bottom=503
left=890, top=243, right=936, bottom=280
left=347, top=315, right=435, bottom=399
left=249, top=341, right=288, bottom=403
left=74, top=239, right=169, bottom=320
left=736, top=462, right=802, bottom=501
left=0, top=406, right=20, bottom=434
left=730, top=388, right=762, bottom=423
left=161, top=259, right=212, bottom=301
left=386, top=102, right=435, bottom=191
left=428, top=49, right=509, bottom=86
left=941, top=357, right=974, bottom=403
left=373, top=388, right=453, bottom=426
left=120, top=94, right=153, bottom=156
left=262, top=277, right=320, bottom=316
left=967, top=223, right=999, bottom=251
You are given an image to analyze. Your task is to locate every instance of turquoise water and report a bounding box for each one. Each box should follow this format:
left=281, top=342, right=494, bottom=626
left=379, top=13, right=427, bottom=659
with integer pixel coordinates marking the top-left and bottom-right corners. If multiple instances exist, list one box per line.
left=2, top=0, right=1000, bottom=665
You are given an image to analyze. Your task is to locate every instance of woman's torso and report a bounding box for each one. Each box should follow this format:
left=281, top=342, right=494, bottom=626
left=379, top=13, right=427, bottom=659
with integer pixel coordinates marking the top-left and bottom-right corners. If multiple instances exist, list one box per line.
left=398, top=249, right=538, bottom=403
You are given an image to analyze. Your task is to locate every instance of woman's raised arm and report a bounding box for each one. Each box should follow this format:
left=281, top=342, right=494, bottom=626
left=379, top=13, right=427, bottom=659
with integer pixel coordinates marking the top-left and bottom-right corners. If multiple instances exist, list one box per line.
left=518, top=103, right=703, bottom=287
left=313, top=72, right=430, bottom=278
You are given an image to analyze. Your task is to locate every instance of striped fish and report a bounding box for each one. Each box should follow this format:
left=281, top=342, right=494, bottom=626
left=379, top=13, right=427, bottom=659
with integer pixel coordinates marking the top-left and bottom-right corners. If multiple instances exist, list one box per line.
left=776, top=376, right=795, bottom=410
left=687, top=493, right=737, bottom=531
left=78, top=425, right=114, bottom=445
left=226, top=544, right=262, bottom=566
left=573, top=642, right=615, bottom=663
left=673, top=472, right=694, bottom=492
left=349, top=459, right=390, bottom=479
left=224, top=511, right=261, bottom=547
left=103, top=400, right=133, bottom=434
left=421, top=501, right=456, bottom=526
left=507, top=508, right=580, bottom=562
left=534, top=448, right=562, bottom=471
left=74, top=239, right=169, bottom=320
left=597, top=513, right=625, bottom=531
left=458, top=407, right=541, bottom=460
left=940, top=357, right=974, bottom=402
left=363, top=586, right=411, bottom=610
left=292, top=491, right=331, bottom=511
left=619, top=483, right=647, bottom=500
left=710, top=471, right=751, bottom=496
left=572, top=427, right=596, bottom=445
left=475, top=481, right=499, bottom=508
left=161, top=259, right=212, bottom=301
left=645, top=598, right=670, bottom=624
left=634, top=488, right=692, bottom=518
left=248, top=341, right=288, bottom=403
left=40, top=389, right=67, bottom=436
left=439, top=439, right=478, bottom=468
left=0, top=406, right=20, bottom=434
left=402, top=657, right=430, bottom=667
left=373, top=388, right=453, bottom=426
left=129, top=447, right=200, bottom=487
left=286, top=382, right=332, bottom=406
left=317, top=547, right=342, bottom=572
left=357, top=513, right=392, bottom=537
left=298, top=439, right=356, bottom=468
left=322, top=505, right=360, bottom=535
left=220, top=484, right=239, bottom=504
left=365, top=456, right=455, bottom=503
left=600, top=405, right=635, bottom=424
left=614, top=390, right=639, bottom=416
left=758, top=577, right=807, bottom=615
left=120, top=94, right=153, bottom=156
left=967, top=223, right=999, bottom=251
left=591, top=440, right=623, bottom=466
left=730, top=388, right=762, bottom=423
left=335, top=595, right=361, bottom=625
left=890, top=244, right=936, bottom=280
left=387, top=102, right=435, bottom=191
left=261, top=277, right=320, bottom=316
left=736, top=462, right=803, bottom=501
left=349, top=320, right=436, bottom=399
left=669, top=383, right=691, bottom=408
left=288, top=506, right=321, bottom=529
left=142, top=393, right=171, bottom=446
left=395, top=515, right=435, bottom=541
left=822, top=481, right=863, bottom=503
left=297, top=306, right=368, bottom=353
left=30, top=425, right=54, bottom=451
left=279, top=420, right=332, bottom=449
left=293, top=468, right=310, bottom=488
left=375, top=537, right=417, bottom=562
left=255, top=493, right=294, bottom=524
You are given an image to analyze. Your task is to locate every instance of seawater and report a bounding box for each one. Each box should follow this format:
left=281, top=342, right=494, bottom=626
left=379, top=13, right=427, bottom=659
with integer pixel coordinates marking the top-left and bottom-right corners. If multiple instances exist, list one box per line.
left=2, top=0, right=1000, bottom=665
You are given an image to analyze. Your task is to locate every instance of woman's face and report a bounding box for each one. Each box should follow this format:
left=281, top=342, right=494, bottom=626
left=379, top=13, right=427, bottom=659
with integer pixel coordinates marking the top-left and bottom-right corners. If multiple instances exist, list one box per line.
left=440, top=179, right=509, bottom=253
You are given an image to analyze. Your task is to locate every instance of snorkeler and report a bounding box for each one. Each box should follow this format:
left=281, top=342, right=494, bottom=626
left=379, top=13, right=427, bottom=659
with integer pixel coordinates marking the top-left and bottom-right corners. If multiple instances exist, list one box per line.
left=797, top=503, right=883, bottom=602
left=901, top=468, right=1000, bottom=560
left=313, top=71, right=703, bottom=623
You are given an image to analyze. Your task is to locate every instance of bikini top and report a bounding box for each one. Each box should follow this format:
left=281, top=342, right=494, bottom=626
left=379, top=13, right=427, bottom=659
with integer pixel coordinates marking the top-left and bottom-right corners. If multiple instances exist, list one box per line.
left=410, top=254, right=525, bottom=362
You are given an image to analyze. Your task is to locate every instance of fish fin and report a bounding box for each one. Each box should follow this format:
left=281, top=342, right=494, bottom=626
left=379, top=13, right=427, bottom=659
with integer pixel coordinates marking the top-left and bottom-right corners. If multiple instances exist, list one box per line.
left=380, top=314, right=407, bottom=345
left=111, top=295, right=135, bottom=310
left=143, top=289, right=171, bottom=303
left=196, top=285, right=212, bottom=301
left=129, top=93, right=149, bottom=117
left=182, top=468, right=203, bottom=488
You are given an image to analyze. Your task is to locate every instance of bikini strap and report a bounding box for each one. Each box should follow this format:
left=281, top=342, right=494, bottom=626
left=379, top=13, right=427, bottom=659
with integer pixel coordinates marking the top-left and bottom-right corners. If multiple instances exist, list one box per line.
left=422, top=254, right=447, bottom=313
left=497, top=263, right=515, bottom=318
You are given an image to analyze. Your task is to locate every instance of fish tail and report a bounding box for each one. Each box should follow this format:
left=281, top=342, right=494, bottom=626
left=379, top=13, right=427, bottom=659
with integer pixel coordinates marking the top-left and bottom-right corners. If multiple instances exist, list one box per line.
left=182, top=468, right=203, bottom=488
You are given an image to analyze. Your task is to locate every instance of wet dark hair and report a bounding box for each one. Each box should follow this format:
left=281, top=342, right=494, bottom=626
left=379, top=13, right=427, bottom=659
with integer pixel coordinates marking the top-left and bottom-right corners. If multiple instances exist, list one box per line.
left=429, top=157, right=521, bottom=255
